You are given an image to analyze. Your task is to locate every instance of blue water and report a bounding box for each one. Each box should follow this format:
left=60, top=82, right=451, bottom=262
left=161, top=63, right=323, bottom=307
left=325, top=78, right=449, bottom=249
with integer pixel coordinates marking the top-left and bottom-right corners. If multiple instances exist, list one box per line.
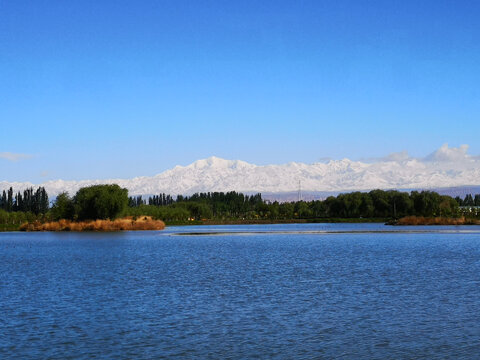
left=2, top=224, right=480, bottom=359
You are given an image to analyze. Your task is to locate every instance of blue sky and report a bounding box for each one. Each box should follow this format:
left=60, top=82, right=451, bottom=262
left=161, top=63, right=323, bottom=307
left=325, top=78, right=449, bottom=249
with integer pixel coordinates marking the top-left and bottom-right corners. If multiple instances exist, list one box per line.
left=1, top=0, right=479, bottom=182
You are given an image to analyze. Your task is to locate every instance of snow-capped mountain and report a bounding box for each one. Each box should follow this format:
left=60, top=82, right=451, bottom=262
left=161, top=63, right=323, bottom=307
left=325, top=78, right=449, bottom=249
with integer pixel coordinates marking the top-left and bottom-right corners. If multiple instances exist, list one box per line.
left=1, top=144, right=480, bottom=197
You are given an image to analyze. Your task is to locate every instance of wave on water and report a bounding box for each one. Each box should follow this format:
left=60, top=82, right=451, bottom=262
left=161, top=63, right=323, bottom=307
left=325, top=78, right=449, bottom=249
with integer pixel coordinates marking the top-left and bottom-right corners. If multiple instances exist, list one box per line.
left=172, top=229, right=480, bottom=236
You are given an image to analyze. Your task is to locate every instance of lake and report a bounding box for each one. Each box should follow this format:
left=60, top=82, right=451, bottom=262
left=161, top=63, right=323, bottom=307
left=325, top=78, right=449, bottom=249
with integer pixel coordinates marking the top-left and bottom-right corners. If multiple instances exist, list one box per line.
left=2, top=223, right=480, bottom=359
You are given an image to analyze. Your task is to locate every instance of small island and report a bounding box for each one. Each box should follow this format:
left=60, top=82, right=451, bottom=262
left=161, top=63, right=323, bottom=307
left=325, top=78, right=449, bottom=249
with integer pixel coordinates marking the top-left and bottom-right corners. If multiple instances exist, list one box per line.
left=1, top=184, right=165, bottom=232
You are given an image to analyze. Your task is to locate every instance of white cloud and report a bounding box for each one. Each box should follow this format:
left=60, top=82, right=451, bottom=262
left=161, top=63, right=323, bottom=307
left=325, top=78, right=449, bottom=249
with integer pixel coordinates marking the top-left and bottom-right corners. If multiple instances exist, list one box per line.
left=382, top=150, right=411, bottom=162
left=361, top=145, right=475, bottom=164
left=424, top=144, right=471, bottom=162
left=0, top=152, right=33, bottom=162
left=359, top=150, right=411, bottom=163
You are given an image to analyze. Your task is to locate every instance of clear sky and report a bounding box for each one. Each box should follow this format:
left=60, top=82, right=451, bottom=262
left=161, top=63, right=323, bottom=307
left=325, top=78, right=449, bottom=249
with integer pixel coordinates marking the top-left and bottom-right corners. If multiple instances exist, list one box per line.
left=1, top=0, right=479, bottom=182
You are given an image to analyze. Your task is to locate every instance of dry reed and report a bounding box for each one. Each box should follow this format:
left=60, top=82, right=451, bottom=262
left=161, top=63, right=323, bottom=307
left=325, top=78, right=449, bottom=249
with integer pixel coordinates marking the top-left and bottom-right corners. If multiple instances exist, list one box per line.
left=396, top=216, right=480, bottom=225
left=20, top=216, right=165, bottom=232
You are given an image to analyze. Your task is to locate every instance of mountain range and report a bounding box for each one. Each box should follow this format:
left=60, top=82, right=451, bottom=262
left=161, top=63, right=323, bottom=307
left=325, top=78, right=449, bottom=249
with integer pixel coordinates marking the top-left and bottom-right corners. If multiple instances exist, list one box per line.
left=1, top=144, right=480, bottom=199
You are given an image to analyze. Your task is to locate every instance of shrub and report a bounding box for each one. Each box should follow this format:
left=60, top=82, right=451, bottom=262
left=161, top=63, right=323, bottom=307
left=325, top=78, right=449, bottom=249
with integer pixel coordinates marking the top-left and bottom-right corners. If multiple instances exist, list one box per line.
left=74, top=184, right=128, bottom=220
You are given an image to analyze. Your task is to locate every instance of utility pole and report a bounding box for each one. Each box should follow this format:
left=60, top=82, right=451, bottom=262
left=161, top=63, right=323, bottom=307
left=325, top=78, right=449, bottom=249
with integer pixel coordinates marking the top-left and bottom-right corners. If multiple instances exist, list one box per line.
left=298, top=180, right=302, bottom=202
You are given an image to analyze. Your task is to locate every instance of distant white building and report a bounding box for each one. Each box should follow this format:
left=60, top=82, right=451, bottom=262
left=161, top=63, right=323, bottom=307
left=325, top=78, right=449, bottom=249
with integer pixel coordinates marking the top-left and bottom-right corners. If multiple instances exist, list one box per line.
left=459, top=206, right=480, bottom=216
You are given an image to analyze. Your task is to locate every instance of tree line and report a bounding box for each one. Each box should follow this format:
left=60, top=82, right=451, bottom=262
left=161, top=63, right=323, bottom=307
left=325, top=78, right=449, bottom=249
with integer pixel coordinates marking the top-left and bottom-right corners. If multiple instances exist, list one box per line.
left=0, top=184, right=128, bottom=230
left=126, top=192, right=265, bottom=221
left=0, top=187, right=49, bottom=214
left=126, top=189, right=472, bottom=221
left=455, top=194, right=480, bottom=207
left=2, top=184, right=480, bottom=230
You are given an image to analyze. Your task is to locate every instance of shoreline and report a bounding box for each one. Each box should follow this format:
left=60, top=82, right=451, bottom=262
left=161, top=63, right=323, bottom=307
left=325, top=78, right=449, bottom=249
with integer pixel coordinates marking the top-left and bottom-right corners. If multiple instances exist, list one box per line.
left=165, top=218, right=388, bottom=226
left=19, top=217, right=166, bottom=232
left=3, top=217, right=480, bottom=232
left=391, top=216, right=480, bottom=226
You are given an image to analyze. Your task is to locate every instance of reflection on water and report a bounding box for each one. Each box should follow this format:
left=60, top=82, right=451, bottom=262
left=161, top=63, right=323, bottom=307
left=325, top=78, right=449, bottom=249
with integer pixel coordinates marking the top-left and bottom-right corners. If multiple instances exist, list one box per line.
left=1, top=223, right=480, bottom=359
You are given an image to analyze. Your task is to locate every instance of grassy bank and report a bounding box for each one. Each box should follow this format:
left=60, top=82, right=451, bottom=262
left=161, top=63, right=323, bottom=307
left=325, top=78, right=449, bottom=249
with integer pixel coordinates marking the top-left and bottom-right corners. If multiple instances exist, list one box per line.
left=2, top=217, right=386, bottom=231
left=9, top=216, right=480, bottom=231
left=0, top=224, right=22, bottom=231
left=394, top=216, right=480, bottom=226
left=20, top=216, right=165, bottom=232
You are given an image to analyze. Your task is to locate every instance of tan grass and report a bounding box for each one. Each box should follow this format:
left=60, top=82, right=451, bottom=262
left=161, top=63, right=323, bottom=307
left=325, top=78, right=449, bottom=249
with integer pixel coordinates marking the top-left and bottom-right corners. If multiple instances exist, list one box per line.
left=20, top=216, right=165, bottom=232
left=396, top=216, right=480, bottom=225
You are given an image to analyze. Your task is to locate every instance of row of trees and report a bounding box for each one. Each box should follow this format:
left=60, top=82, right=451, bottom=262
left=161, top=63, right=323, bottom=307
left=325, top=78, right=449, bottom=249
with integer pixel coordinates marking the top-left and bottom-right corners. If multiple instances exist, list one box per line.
left=125, top=190, right=463, bottom=220
left=129, top=191, right=264, bottom=218
left=2, top=184, right=479, bottom=227
left=455, top=194, right=480, bottom=207
left=0, top=187, right=49, bottom=214
left=128, top=194, right=176, bottom=207
left=320, top=190, right=459, bottom=218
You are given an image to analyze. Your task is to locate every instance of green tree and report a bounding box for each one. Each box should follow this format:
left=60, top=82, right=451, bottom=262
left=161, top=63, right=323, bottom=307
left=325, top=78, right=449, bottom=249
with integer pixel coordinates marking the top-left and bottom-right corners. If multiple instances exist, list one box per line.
left=184, top=202, right=213, bottom=220
left=390, top=191, right=413, bottom=218
left=295, top=201, right=312, bottom=218
left=74, top=184, right=128, bottom=220
left=51, top=192, right=75, bottom=220
left=369, top=190, right=390, bottom=217
left=310, top=200, right=328, bottom=218
left=464, top=194, right=475, bottom=206
left=279, top=202, right=295, bottom=219
left=359, top=194, right=374, bottom=218
left=475, top=194, right=480, bottom=206
left=439, top=196, right=458, bottom=217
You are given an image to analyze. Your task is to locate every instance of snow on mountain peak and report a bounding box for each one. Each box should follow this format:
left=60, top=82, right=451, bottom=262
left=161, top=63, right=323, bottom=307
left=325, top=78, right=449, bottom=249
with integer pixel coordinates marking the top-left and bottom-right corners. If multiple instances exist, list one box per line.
left=187, top=156, right=254, bottom=170
left=1, top=145, right=479, bottom=197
